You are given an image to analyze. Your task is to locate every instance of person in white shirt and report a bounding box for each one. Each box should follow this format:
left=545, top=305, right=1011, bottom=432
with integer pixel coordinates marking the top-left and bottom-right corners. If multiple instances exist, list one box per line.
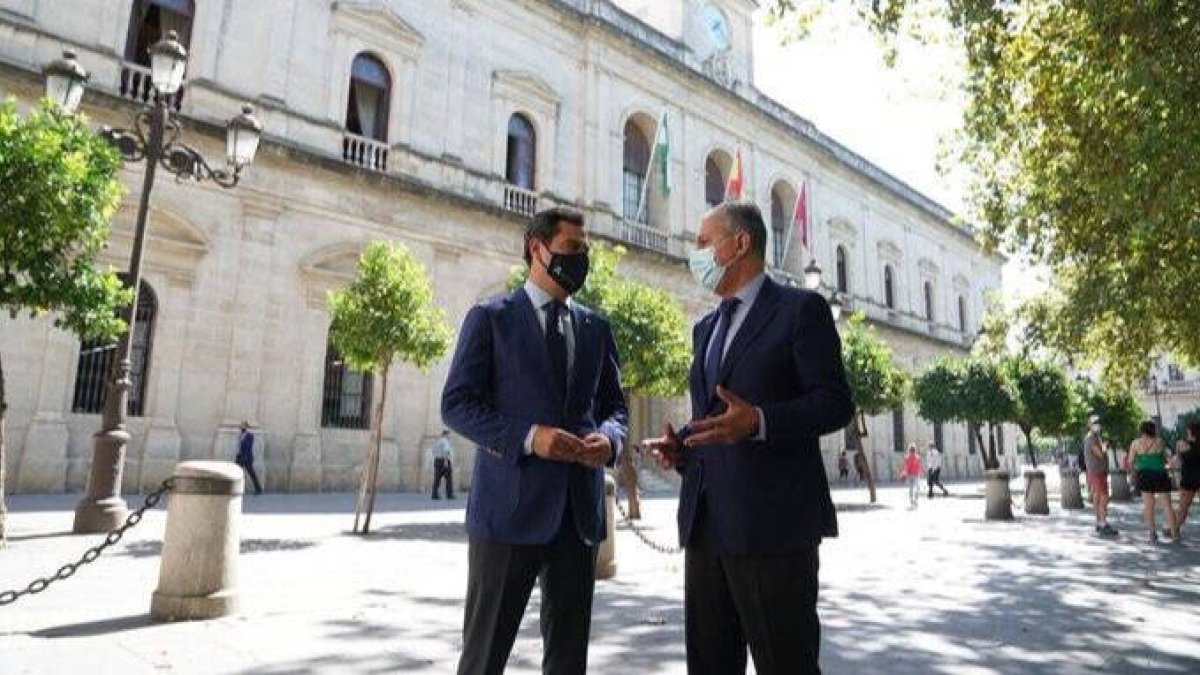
left=431, top=429, right=455, bottom=500
left=925, top=442, right=950, bottom=498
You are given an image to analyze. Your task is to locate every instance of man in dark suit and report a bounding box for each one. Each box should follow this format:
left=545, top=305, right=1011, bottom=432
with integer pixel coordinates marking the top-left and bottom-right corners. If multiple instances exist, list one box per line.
left=645, top=202, right=853, bottom=675
left=441, top=207, right=628, bottom=675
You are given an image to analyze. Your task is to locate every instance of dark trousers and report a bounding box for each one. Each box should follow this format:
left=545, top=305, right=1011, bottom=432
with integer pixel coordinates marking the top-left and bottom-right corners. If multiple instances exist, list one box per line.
left=433, top=458, right=454, bottom=499
left=239, top=461, right=263, bottom=494
left=457, top=507, right=597, bottom=675
left=927, top=468, right=948, bottom=497
left=685, top=508, right=822, bottom=675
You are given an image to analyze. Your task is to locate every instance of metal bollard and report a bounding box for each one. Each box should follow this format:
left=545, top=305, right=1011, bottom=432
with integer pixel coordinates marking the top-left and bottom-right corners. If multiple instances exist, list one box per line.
left=150, top=461, right=243, bottom=622
left=596, top=473, right=617, bottom=580
left=984, top=470, right=1014, bottom=521
left=1023, top=470, right=1050, bottom=515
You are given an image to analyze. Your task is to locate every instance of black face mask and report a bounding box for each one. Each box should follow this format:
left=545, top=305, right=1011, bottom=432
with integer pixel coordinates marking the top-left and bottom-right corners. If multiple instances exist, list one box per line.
left=542, top=249, right=590, bottom=295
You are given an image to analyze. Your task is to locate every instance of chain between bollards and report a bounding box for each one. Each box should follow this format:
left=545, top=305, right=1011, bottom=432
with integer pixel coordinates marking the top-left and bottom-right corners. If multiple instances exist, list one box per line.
left=0, top=478, right=174, bottom=607
left=614, top=498, right=682, bottom=555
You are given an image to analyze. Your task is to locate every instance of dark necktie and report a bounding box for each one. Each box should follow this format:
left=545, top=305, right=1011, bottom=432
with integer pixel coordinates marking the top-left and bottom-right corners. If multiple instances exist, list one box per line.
left=704, top=297, right=741, bottom=397
left=545, top=300, right=568, bottom=403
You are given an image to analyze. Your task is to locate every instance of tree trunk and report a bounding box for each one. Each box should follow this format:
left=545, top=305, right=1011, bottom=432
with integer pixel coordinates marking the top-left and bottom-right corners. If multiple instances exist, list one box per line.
left=1023, top=426, right=1037, bottom=469
left=974, top=426, right=989, bottom=472
left=987, top=423, right=999, bottom=470
left=854, top=427, right=878, bottom=504
left=353, top=362, right=390, bottom=535
left=1, top=353, right=7, bottom=546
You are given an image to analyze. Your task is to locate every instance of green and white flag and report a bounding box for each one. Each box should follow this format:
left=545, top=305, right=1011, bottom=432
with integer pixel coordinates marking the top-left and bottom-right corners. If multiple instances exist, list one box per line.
left=653, top=112, right=672, bottom=196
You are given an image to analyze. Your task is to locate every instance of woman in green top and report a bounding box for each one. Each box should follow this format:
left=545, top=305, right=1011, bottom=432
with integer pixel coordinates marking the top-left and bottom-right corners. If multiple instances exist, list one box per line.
left=1128, top=420, right=1178, bottom=544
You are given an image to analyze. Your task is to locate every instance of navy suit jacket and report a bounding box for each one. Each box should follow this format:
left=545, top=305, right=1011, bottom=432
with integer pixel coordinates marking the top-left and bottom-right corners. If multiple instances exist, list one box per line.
left=441, top=289, right=628, bottom=546
left=677, top=276, right=853, bottom=555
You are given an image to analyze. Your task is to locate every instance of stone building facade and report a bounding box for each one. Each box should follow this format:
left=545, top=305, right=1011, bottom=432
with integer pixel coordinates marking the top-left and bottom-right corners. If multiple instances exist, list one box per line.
left=0, top=0, right=1017, bottom=495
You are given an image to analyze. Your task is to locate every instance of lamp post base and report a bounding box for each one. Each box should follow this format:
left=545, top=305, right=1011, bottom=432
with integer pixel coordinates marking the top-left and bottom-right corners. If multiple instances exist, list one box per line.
left=73, top=495, right=130, bottom=533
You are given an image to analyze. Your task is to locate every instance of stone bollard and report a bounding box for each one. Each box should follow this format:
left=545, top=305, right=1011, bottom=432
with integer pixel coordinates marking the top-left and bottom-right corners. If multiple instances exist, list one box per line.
left=151, top=461, right=243, bottom=622
left=1023, top=470, right=1050, bottom=515
left=1109, top=469, right=1133, bottom=502
left=596, top=473, right=617, bottom=580
left=1060, top=468, right=1084, bottom=510
left=985, top=470, right=1014, bottom=521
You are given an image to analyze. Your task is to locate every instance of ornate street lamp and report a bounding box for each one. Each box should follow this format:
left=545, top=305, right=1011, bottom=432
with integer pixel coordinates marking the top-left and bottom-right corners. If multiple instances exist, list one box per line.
left=55, top=34, right=263, bottom=534
left=42, top=50, right=88, bottom=112
left=803, top=258, right=822, bottom=291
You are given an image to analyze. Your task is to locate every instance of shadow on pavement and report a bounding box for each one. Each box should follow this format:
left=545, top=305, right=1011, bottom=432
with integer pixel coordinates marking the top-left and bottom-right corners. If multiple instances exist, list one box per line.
left=116, top=538, right=318, bottom=558
left=31, top=614, right=154, bottom=639
left=356, top=522, right=468, bottom=543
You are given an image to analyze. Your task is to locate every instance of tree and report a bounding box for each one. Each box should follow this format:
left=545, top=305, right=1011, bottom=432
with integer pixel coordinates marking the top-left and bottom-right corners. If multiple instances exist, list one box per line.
left=766, top=1, right=1200, bottom=385
left=328, top=241, right=453, bottom=535
left=841, top=312, right=910, bottom=502
left=1002, top=356, right=1073, bottom=469
left=508, top=242, right=690, bottom=398
left=912, top=357, right=972, bottom=464
left=0, top=99, right=131, bottom=544
left=958, top=357, right=1015, bottom=471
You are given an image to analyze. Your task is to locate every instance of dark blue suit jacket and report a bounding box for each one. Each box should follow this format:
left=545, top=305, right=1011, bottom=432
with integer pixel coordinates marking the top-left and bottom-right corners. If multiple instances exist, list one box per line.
left=441, top=289, right=628, bottom=546
left=678, top=276, right=853, bottom=555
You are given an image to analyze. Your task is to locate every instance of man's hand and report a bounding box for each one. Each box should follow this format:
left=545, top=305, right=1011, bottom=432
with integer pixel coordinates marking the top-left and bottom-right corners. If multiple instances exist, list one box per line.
left=684, top=386, right=759, bottom=447
left=577, top=432, right=614, bottom=469
left=531, top=426, right=587, bottom=462
left=643, top=422, right=682, bottom=470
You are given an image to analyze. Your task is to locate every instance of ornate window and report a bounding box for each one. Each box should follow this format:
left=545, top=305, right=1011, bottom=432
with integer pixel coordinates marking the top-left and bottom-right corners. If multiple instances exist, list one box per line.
left=769, top=184, right=790, bottom=267
left=321, top=342, right=373, bottom=430
left=622, top=119, right=650, bottom=223
left=704, top=155, right=726, bottom=207
left=72, top=281, right=157, bottom=416
left=893, top=407, right=906, bottom=453
left=345, top=53, right=391, bottom=141
left=125, top=0, right=194, bottom=64
left=924, top=281, right=935, bottom=321
left=505, top=113, right=536, bottom=190
left=836, top=246, right=849, bottom=294
left=958, top=295, right=967, bottom=332
left=884, top=265, right=896, bottom=309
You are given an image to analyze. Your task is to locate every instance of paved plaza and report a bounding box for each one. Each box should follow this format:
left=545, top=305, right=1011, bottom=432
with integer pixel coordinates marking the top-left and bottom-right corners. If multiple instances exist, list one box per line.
left=2, top=474, right=1198, bottom=674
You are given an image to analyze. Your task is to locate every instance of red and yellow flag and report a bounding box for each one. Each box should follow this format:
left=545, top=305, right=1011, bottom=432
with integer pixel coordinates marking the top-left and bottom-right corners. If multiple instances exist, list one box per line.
left=725, top=149, right=744, bottom=200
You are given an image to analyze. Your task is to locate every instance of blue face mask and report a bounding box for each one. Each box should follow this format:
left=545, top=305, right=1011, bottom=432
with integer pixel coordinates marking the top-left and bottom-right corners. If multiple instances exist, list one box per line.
left=688, top=234, right=734, bottom=292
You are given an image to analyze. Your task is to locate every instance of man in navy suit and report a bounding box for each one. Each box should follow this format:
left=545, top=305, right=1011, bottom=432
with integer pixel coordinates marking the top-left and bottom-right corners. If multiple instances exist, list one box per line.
left=645, top=201, right=853, bottom=675
left=441, top=207, right=628, bottom=675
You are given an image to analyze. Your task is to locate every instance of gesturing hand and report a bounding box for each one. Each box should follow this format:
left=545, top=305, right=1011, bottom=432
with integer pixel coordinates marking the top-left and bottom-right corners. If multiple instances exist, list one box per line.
left=532, top=426, right=587, bottom=463
left=684, top=386, right=759, bottom=447
left=642, top=422, right=682, bottom=470
left=577, top=432, right=614, bottom=469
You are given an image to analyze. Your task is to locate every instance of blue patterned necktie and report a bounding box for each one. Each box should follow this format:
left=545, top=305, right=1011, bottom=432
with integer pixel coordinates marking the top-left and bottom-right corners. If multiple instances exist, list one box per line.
left=704, top=297, right=741, bottom=397
left=545, top=300, right=568, bottom=402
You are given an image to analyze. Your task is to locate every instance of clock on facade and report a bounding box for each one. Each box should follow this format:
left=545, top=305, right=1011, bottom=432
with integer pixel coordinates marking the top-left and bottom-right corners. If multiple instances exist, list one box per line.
left=701, top=4, right=730, bottom=52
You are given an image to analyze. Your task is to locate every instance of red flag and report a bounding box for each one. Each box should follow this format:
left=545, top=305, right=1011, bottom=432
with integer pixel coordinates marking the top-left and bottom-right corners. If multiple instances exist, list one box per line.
left=793, top=181, right=809, bottom=251
left=725, top=149, right=744, bottom=200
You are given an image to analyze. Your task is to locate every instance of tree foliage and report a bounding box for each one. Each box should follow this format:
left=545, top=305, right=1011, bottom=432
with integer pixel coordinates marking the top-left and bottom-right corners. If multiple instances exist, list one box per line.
left=0, top=99, right=131, bottom=543
left=327, top=241, right=452, bottom=373
left=509, top=242, right=690, bottom=398
left=1002, top=356, right=1073, bottom=467
left=912, top=357, right=960, bottom=426
left=767, top=1, right=1200, bottom=384
left=841, top=312, right=910, bottom=502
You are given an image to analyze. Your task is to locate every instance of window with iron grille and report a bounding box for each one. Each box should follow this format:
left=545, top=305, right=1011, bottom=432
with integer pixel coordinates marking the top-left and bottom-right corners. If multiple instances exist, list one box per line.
left=836, top=246, right=849, bottom=294
left=321, top=342, right=373, bottom=429
left=884, top=265, right=895, bottom=309
left=72, top=280, right=157, bottom=416
left=893, top=407, right=905, bottom=452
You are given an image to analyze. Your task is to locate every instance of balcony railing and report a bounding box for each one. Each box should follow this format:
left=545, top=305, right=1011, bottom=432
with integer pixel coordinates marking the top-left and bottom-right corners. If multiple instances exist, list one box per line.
left=118, top=61, right=184, bottom=110
left=503, top=184, right=538, bottom=217
left=616, top=219, right=669, bottom=254
left=342, top=133, right=388, bottom=172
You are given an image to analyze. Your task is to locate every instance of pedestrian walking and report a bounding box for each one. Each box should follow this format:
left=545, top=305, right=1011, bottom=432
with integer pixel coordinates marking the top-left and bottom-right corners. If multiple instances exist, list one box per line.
left=901, top=444, right=923, bottom=508
left=838, top=450, right=850, bottom=483
left=441, top=207, right=628, bottom=675
left=1129, top=420, right=1179, bottom=544
left=1176, top=422, right=1200, bottom=536
left=1084, top=415, right=1118, bottom=537
left=925, top=441, right=950, bottom=498
left=431, top=429, right=455, bottom=500
left=235, top=421, right=263, bottom=495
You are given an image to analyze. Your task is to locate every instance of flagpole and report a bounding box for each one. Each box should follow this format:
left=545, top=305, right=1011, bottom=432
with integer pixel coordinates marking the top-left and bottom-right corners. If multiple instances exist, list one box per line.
left=634, top=116, right=662, bottom=224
